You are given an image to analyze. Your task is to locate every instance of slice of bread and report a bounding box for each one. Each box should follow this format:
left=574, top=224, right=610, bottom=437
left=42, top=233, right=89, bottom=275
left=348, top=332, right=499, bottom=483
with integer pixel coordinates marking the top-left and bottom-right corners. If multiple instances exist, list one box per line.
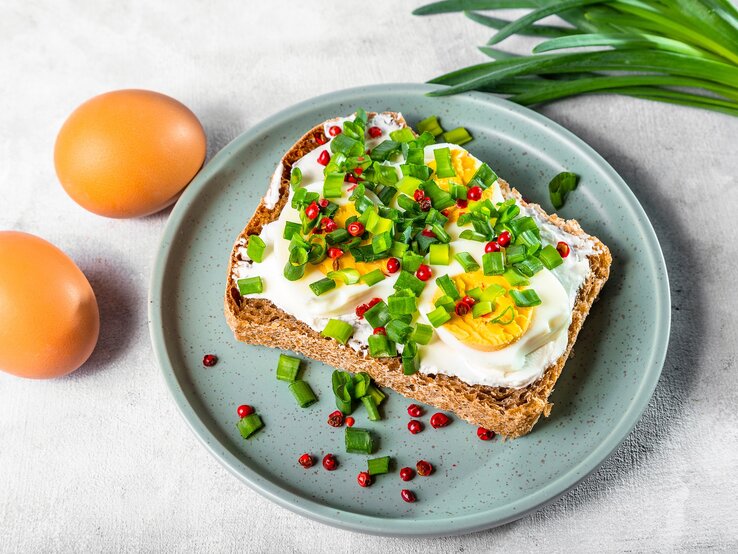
left=224, top=113, right=611, bottom=438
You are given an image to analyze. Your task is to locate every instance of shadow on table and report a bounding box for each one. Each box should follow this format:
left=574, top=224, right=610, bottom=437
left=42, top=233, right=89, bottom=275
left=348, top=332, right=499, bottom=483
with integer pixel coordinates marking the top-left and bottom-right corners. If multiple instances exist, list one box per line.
left=482, top=114, right=703, bottom=535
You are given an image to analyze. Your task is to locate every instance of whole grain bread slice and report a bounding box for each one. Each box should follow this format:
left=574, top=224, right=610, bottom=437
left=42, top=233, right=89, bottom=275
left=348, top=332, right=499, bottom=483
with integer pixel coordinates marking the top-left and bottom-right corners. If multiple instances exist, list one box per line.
left=224, top=113, right=611, bottom=438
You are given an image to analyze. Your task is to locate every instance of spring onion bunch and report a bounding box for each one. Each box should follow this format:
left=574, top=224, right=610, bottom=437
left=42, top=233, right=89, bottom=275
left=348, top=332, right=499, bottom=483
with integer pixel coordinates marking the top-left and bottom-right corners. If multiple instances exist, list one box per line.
left=414, top=0, right=738, bottom=116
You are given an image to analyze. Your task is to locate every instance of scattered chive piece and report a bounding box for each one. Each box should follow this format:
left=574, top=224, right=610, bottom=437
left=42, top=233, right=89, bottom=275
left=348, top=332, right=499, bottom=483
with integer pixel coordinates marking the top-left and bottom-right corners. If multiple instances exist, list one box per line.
left=515, top=256, right=544, bottom=277
left=436, top=274, right=461, bottom=300
left=459, top=229, right=488, bottom=242
left=402, top=251, right=424, bottom=273
left=510, top=288, right=542, bottom=308
left=290, top=167, right=302, bottom=189
left=397, top=175, right=422, bottom=196
left=385, top=319, right=413, bottom=343
left=352, top=372, right=371, bottom=399
left=433, top=147, right=456, bottom=178
left=366, top=384, right=386, bottom=406
left=549, top=172, right=579, bottom=210
left=368, top=334, right=397, bottom=357
left=321, top=319, right=354, bottom=345
left=371, top=231, right=393, bottom=254
left=480, top=283, right=506, bottom=302
left=466, top=287, right=483, bottom=301
left=435, top=295, right=456, bottom=312
left=427, top=306, right=452, bottom=328
left=503, top=268, right=530, bottom=286
left=345, top=427, right=375, bottom=455
left=283, top=221, right=301, bottom=240
left=393, top=270, right=426, bottom=296
left=491, top=305, right=515, bottom=325
left=505, top=244, right=527, bottom=265
left=367, top=456, right=391, bottom=475
left=455, top=252, right=480, bottom=272
left=472, top=301, right=493, bottom=318
left=538, top=244, right=564, bottom=269
left=323, top=172, right=345, bottom=198
left=388, top=291, right=417, bottom=317
left=276, top=354, right=301, bottom=382
left=482, top=251, right=505, bottom=276
left=326, top=228, right=350, bottom=245
left=361, top=269, right=386, bottom=286
left=288, top=380, right=318, bottom=408
left=332, top=370, right=354, bottom=414
left=517, top=229, right=542, bottom=255
left=327, top=268, right=361, bottom=285
left=417, top=115, right=444, bottom=137
left=390, top=128, right=416, bottom=143
left=429, top=243, right=451, bottom=265
left=442, top=126, right=473, bottom=145
left=309, top=277, right=336, bottom=296
left=411, top=323, right=433, bottom=345
left=246, top=235, right=266, bottom=262
left=402, top=355, right=418, bottom=376
left=237, top=276, right=263, bottom=295
left=237, top=413, right=263, bottom=439
left=361, top=396, right=382, bottom=421
left=364, top=300, right=390, bottom=328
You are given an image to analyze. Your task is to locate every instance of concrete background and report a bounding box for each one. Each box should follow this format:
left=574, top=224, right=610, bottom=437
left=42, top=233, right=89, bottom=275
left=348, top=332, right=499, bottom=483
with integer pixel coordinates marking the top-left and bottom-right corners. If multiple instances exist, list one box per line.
left=1, top=0, right=737, bottom=551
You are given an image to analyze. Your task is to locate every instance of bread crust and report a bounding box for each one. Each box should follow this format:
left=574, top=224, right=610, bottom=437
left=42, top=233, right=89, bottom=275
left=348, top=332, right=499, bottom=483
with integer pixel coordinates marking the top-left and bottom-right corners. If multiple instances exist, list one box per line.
left=224, top=113, right=611, bottom=438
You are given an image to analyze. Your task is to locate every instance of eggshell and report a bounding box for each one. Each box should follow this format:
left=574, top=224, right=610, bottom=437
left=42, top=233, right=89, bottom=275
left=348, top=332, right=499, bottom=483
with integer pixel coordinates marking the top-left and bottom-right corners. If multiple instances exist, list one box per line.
left=54, top=89, right=207, bottom=218
left=0, top=232, right=99, bottom=379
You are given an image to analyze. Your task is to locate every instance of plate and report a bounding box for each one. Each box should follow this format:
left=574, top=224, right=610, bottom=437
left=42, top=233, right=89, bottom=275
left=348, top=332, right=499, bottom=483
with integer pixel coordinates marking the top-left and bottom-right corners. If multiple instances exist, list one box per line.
left=149, top=84, right=670, bottom=537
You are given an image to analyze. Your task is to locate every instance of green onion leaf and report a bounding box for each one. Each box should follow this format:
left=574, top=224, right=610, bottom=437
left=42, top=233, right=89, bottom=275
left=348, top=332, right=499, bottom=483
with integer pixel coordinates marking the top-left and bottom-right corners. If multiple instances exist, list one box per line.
left=402, top=251, right=424, bottom=273
left=417, top=115, right=444, bottom=136
left=538, top=244, right=564, bottom=269
left=237, top=276, right=263, bottom=295
left=433, top=147, right=456, bottom=178
left=364, top=300, right=390, bottom=329
left=429, top=243, right=451, bottom=265
left=503, top=267, right=530, bottom=286
left=368, top=334, right=397, bottom=357
left=321, top=319, right=354, bottom=344
left=309, top=277, right=336, bottom=296
left=514, top=256, right=544, bottom=277
left=394, top=270, right=426, bottom=296
left=390, top=128, right=416, bottom=142
left=472, top=300, right=494, bottom=318
left=549, top=171, right=579, bottom=210
left=246, top=235, right=266, bottom=263
left=289, top=380, right=318, bottom=408
left=367, top=456, right=391, bottom=475
left=323, top=172, right=344, bottom=198
left=361, top=269, right=386, bottom=286
left=327, top=268, right=361, bottom=285
left=276, top=354, right=301, bottom=382
left=455, top=252, right=480, bottom=272
left=290, top=167, right=302, bottom=189
left=361, top=396, right=382, bottom=421
left=411, top=323, right=434, bottom=345
left=483, top=251, right=506, bottom=275
left=345, top=427, right=375, bottom=454
left=237, top=413, right=264, bottom=439
left=509, top=288, right=542, bottom=307
left=442, top=126, right=473, bottom=145
left=427, top=305, right=452, bottom=327
left=436, top=274, right=461, bottom=300
left=434, top=294, right=456, bottom=312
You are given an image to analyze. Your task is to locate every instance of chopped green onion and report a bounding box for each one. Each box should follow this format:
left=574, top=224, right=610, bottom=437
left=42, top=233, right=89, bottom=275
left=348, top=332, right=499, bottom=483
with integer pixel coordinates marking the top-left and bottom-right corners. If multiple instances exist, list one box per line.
left=503, top=268, right=530, bottom=286
left=331, top=133, right=362, bottom=156
left=388, top=290, right=417, bottom=317
left=290, top=167, right=302, bottom=189
left=323, top=172, right=344, bottom=198
left=406, top=146, right=424, bottom=165
left=364, top=300, right=390, bottom=328
left=368, top=334, right=397, bottom=357
left=483, top=251, right=505, bottom=276
left=371, top=231, right=392, bottom=254
left=510, top=289, right=542, bottom=308
left=370, top=140, right=401, bottom=162
left=450, top=183, right=467, bottom=200
left=433, top=147, right=456, bottom=178
left=345, top=427, right=375, bottom=454
left=289, top=380, right=318, bottom=408
left=517, top=229, right=542, bottom=255
left=417, top=115, right=444, bottom=137
left=430, top=224, right=451, bottom=244
left=466, top=287, right=483, bottom=301
left=427, top=306, right=452, bottom=327
left=307, top=237, right=327, bottom=264
left=509, top=216, right=538, bottom=236
left=332, top=370, right=354, bottom=414
left=538, top=244, right=564, bottom=269
left=402, top=355, right=418, bottom=376
left=480, top=283, right=506, bottom=302
left=390, top=241, right=409, bottom=258
left=397, top=175, right=422, bottom=196
left=390, top=128, right=415, bottom=142
left=455, top=252, right=480, bottom=272
left=422, top=180, right=455, bottom=210
left=410, top=323, right=433, bottom=345
left=246, top=235, right=266, bottom=263
left=470, top=163, right=498, bottom=189
left=361, top=269, right=386, bottom=286
left=327, top=268, right=361, bottom=285
left=435, top=274, right=461, bottom=300
left=283, top=260, right=306, bottom=281
left=283, top=221, right=301, bottom=240
left=237, top=276, right=263, bottom=295
left=491, top=305, right=515, bottom=325
left=367, top=456, right=391, bottom=475
left=366, top=384, right=385, bottom=405
left=505, top=244, right=528, bottom=265
left=393, top=270, right=426, bottom=296
left=385, top=319, right=413, bottom=343
left=472, top=301, right=493, bottom=318
left=434, top=294, right=455, bottom=312
left=361, top=396, right=382, bottom=421
left=402, top=251, right=424, bottom=273
left=442, top=126, right=473, bottom=145
left=236, top=413, right=263, bottom=439
left=549, top=172, right=579, bottom=210
left=429, top=243, right=450, bottom=265
left=276, top=354, right=301, bottom=382
left=352, top=372, right=371, bottom=398
left=309, top=277, right=336, bottom=296
left=459, top=229, right=488, bottom=242
left=326, top=228, right=350, bottom=245
left=515, top=256, right=544, bottom=277
left=321, top=319, right=353, bottom=345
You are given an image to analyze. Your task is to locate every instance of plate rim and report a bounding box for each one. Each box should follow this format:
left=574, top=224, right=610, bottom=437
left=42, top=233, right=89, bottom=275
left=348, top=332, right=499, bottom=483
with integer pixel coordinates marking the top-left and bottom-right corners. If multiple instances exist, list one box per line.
left=148, top=83, right=671, bottom=537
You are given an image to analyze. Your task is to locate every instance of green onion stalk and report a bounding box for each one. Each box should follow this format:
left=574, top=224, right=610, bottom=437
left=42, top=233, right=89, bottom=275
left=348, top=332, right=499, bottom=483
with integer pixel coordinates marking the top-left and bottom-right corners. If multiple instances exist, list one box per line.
left=414, top=0, right=738, bottom=116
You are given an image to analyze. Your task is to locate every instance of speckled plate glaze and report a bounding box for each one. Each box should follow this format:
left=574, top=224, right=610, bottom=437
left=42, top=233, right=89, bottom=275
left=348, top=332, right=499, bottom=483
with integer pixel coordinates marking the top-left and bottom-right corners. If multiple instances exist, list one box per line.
left=149, top=84, right=669, bottom=537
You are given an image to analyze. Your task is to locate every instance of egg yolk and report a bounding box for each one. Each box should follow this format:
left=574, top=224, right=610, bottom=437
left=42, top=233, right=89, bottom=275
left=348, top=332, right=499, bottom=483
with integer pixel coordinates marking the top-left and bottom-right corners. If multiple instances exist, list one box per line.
left=316, top=202, right=387, bottom=276
left=434, top=271, right=533, bottom=352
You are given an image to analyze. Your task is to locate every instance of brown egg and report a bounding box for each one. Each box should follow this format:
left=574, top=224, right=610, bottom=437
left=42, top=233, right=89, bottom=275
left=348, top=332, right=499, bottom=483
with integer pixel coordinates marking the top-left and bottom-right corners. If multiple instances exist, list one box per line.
left=0, top=232, right=99, bottom=379
left=54, top=89, right=207, bottom=218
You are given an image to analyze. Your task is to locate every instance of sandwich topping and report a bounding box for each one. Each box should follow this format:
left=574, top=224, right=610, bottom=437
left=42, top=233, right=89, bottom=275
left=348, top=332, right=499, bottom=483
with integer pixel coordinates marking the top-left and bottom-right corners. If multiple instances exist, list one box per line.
left=232, top=111, right=594, bottom=388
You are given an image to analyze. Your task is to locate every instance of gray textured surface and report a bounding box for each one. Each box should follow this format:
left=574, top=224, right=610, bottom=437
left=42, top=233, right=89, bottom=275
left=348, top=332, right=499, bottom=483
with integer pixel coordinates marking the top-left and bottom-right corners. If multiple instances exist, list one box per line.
left=1, top=0, right=737, bottom=552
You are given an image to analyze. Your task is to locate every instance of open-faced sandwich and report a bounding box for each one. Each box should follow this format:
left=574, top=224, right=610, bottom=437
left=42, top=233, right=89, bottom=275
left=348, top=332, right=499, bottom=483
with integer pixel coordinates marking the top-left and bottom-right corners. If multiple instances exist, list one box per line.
left=225, top=110, right=611, bottom=438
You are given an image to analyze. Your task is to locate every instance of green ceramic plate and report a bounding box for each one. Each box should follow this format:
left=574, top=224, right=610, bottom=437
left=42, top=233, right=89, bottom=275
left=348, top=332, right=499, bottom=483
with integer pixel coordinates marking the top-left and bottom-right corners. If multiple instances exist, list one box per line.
left=149, top=84, right=669, bottom=537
